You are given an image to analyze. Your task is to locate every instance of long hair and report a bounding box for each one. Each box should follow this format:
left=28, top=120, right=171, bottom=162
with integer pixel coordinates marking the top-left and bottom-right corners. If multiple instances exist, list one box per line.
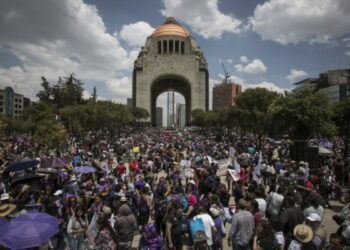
left=96, top=215, right=118, bottom=244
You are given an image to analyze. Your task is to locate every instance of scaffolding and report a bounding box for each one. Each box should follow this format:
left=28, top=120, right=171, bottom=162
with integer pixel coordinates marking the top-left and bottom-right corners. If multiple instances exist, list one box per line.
left=167, top=90, right=175, bottom=127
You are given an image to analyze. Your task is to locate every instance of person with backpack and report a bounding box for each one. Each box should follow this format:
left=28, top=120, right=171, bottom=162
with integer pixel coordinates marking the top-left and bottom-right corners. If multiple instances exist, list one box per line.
left=192, top=205, right=217, bottom=249
left=154, top=188, right=168, bottom=235
left=165, top=200, right=183, bottom=250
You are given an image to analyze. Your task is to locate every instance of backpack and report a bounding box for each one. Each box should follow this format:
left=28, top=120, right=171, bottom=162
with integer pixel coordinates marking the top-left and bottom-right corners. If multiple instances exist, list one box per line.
left=141, top=223, right=165, bottom=250
left=156, top=198, right=168, bottom=219
left=139, top=195, right=150, bottom=214
left=190, top=216, right=205, bottom=241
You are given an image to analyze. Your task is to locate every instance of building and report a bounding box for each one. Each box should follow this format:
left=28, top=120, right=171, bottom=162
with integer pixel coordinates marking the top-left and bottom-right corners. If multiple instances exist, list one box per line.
left=126, top=98, right=133, bottom=108
left=319, top=84, right=350, bottom=102
left=132, top=17, right=209, bottom=125
left=292, top=78, right=318, bottom=92
left=212, top=82, right=242, bottom=110
left=0, top=87, right=30, bottom=118
left=176, top=103, right=186, bottom=127
left=156, top=107, right=163, bottom=127
left=292, top=67, right=350, bottom=102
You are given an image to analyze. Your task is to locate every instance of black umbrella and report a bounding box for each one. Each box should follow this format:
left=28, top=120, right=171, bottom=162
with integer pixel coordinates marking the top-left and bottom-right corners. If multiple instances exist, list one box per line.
left=10, top=174, right=43, bottom=186
left=6, top=159, right=39, bottom=172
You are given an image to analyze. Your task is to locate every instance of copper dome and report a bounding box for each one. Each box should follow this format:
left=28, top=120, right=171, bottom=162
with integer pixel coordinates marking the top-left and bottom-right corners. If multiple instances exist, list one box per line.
left=152, top=17, right=189, bottom=38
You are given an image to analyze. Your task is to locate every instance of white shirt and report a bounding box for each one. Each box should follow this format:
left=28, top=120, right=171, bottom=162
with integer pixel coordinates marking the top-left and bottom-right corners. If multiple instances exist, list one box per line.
left=255, top=198, right=267, bottom=216
left=194, top=214, right=215, bottom=246
left=288, top=240, right=302, bottom=250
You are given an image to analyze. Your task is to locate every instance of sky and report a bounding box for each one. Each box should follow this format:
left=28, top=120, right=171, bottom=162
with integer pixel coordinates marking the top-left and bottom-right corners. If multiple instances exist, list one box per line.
left=0, top=0, right=350, bottom=111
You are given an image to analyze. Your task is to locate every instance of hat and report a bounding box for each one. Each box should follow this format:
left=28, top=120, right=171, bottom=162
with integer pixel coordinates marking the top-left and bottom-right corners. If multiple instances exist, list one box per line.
left=0, top=204, right=16, bottom=217
left=1, top=193, right=9, bottom=201
left=210, top=207, right=221, bottom=217
left=21, top=184, right=30, bottom=193
left=189, top=180, right=195, bottom=185
left=299, top=161, right=306, bottom=165
left=54, top=190, right=63, bottom=196
left=293, top=224, right=313, bottom=243
left=306, top=213, right=321, bottom=222
left=120, top=196, right=127, bottom=202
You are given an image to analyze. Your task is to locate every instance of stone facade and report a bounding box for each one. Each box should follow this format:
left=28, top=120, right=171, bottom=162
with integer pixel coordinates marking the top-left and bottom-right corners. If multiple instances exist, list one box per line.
left=132, top=17, right=208, bottom=125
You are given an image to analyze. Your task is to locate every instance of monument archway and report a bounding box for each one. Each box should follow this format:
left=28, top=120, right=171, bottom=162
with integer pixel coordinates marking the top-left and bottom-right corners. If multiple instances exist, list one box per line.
left=151, top=75, right=191, bottom=126
left=132, top=17, right=209, bottom=124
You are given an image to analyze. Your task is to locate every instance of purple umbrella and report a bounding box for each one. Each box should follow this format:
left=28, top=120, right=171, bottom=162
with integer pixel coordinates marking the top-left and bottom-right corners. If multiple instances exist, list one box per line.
left=0, top=212, right=59, bottom=249
left=74, top=166, right=96, bottom=174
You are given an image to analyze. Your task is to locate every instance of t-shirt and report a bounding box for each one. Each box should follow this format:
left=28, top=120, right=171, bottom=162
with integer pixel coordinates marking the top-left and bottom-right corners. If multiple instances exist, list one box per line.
left=258, top=237, right=275, bottom=250
left=255, top=198, right=267, bottom=216
left=194, top=213, right=215, bottom=246
left=288, top=240, right=302, bottom=250
left=274, top=231, right=285, bottom=249
left=166, top=211, right=183, bottom=239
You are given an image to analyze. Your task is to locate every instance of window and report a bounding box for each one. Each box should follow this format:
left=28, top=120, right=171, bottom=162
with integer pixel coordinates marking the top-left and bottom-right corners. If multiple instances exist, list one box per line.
left=163, top=40, right=168, bottom=53
left=169, top=40, right=173, bottom=53
left=158, top=41, right=161, bottom=54
left=181, top=41, right=185, bottom=54
left=175, top=40, right=179, bottom=53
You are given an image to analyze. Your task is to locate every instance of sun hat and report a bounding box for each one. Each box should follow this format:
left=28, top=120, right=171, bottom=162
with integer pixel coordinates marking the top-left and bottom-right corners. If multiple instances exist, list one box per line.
left=294, top=224, right=313, bottom=243
left=306, top=213, right=321, bottom=222
left=0, top=204, right=16, bottom=217
left=1, top=193, right=9, bottom=201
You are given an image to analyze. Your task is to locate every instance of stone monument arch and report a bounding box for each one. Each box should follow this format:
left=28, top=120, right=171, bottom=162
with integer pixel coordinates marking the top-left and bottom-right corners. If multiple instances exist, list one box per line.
left=132, top=17, right=209, bottom=125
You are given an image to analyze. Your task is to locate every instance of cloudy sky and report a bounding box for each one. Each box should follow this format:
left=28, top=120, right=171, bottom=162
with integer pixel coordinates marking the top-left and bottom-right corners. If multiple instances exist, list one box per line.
left=0, top=0, right=350, bottom=108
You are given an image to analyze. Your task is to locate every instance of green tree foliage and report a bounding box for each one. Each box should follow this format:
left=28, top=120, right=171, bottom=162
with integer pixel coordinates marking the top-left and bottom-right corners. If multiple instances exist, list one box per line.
left=37, top=74, right=85, bottom=109
left=269, top=89, right=336, bottom=140
left=92, top=86, right=97, bottom=102
left=231, top=88, right=281, bottom=147
left=130, top=107, right=149, bottom=122
left=332, top=99, right=350, bottom=155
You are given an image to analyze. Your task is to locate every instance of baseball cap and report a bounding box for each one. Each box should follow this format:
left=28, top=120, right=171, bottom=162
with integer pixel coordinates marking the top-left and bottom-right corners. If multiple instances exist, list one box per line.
left=54, top=190, right=63, bottom=196
left=1, top=193, right=9, bottom=201
left=306, top=213, right=321, bottom=222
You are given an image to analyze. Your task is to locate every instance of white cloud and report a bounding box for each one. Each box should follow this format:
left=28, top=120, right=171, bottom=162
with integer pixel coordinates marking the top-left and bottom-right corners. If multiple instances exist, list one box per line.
left=235, top=58, right=267, bottom=74
left=240, top=56, right=249, bottom=63
left=243, top=81, right=288, bottom=94
left=250, top=0, right=350, bottom=45
left=286, top=69, right=308, bottom=83
left=346, top=51, right=350, bottom=57
left=226, top=59, right=233, bottom=64
left=161, top=0, right=242, bottom=39
left=0, top=0, right=137, bottom=101
left=105, top=76, right=132, bottom=103
left=119, top=21, right=155, bottom=47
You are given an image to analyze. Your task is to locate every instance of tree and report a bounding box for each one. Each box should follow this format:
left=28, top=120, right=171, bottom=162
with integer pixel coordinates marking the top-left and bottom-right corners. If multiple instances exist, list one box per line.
left=37, top=77, right=52, bottom=105
left=269, top=89, right=336, bottom=140
left=332, top=99, right=350, bottom=156
left=233, top=88, right=281, bottom=148
left=91, top=86, right=97, bottom=102
left=130, top=107, right=149, bottom=122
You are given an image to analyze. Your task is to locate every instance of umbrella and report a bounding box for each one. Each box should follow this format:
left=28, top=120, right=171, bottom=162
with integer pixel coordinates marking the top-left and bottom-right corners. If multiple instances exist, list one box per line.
left=10, top=174, right=43, bottom=187
left=6, top=159, right=39, bottom=172
left=74, top=166, right=96, bottom=174
left=0, top=212, right=59, bottom=249
left=318, top=146, right=334, bottom=156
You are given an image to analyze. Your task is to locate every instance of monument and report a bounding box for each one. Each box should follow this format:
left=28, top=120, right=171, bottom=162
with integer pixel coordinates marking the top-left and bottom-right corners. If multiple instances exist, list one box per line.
left=132, top=17, right=209, bottom=126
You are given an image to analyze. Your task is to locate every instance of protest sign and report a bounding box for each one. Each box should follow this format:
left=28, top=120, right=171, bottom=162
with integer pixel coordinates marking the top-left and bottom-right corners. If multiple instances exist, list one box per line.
left=132, top=146, right=140, bottom=153
left=228, top=169, right=240, bottom=181
left=229, top=146, right=236, bottom=157
left=180, top=159, right=191, bottom=168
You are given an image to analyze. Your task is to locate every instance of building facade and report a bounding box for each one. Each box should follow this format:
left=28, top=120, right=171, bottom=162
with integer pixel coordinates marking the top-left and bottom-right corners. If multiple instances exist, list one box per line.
left=132, top=17, right=209, bottom=125
left=0, top=87, right=30, bottom=118
left=212, top=82, right=242, bottom=110
left=319, top=84, right=350, bottom=102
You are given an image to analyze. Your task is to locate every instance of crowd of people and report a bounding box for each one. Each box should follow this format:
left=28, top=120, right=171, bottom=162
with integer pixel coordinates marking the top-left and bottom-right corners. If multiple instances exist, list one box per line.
left=0, top=127, right=349, bottom=250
